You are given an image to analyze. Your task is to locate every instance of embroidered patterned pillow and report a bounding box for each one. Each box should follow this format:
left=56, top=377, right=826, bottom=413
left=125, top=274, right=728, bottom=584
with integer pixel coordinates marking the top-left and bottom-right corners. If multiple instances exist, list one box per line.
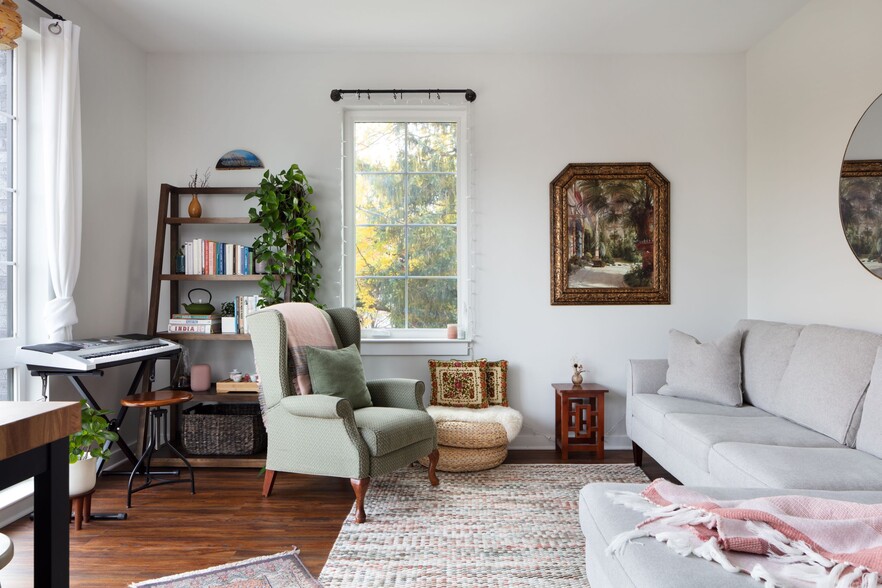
left=485, top=360, right=509, bottom=406
left=429, top=359, right=489, bottom=408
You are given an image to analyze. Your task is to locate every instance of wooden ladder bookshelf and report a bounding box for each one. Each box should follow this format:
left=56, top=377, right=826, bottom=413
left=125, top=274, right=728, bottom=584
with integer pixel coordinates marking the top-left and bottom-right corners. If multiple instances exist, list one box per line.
left=147, top=184, right=266, bottom=468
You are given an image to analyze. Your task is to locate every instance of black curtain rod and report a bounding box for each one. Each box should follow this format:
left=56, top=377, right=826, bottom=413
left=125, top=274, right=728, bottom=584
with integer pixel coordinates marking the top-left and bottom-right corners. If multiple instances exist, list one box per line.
left=26, top=0, right=65, bottom=21
left=330, top=88, right=476, bottom=103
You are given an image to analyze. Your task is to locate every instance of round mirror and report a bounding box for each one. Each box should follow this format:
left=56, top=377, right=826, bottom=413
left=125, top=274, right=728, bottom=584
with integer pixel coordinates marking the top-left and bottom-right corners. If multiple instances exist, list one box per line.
left=841, top=94, right=882, bottom=279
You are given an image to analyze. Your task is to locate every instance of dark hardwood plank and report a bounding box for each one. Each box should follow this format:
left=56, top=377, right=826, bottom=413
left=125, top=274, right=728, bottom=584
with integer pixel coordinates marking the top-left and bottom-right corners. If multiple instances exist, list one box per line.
left=0, top=450, right=672, bottom=586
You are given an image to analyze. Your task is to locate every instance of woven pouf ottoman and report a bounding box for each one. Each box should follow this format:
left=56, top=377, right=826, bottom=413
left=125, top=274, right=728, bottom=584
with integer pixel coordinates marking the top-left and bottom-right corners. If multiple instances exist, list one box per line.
left=419, top=420, right=509, bottom=472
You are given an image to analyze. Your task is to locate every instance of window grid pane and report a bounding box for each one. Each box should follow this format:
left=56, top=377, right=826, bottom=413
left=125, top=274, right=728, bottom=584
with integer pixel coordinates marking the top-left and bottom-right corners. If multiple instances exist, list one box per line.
left=354, top=121, right=458, bottom=329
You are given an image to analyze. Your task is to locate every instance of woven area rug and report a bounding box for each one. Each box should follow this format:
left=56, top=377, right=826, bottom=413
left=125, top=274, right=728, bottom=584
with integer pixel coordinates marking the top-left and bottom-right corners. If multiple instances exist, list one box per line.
left=130, top=549, right=321, bottom=587
left=319, top=463, right=649, bottom=587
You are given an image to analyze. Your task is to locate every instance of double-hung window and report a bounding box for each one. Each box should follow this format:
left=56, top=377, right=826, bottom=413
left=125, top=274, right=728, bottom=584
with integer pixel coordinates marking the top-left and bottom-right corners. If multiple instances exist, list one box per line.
left=344, top=109, right=468, bottom=339
left=0, top=47, right=21, bottom=401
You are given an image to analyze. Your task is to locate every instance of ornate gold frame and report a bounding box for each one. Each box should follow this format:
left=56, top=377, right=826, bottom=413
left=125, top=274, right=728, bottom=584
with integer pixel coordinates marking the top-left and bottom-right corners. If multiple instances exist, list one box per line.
left=550, top=162, right=670, bottom=305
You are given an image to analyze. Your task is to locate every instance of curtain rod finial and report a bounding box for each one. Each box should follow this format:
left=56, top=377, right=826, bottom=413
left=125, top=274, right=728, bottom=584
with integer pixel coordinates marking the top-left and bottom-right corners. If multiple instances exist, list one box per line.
left=330, top=89, right=342, bottom=102
left=465, top=89, right=477, bottom=102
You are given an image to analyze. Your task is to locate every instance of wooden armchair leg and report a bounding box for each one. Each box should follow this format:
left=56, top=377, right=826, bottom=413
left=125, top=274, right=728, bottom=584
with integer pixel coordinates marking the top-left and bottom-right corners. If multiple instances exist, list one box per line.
left=350, top=478, right=370, bottom=524
left=427, top=449, right=440, bottom=486
left=262, top=469, right=277, bottom=498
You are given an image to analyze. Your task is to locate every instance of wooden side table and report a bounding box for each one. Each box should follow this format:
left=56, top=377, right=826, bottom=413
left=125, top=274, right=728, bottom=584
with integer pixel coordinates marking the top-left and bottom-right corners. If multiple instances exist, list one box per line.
left=553, top=383, right=608, bottom=460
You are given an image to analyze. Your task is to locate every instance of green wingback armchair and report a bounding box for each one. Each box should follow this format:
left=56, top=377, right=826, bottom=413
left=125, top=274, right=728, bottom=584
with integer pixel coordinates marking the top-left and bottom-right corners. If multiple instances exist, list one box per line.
left=248, top=306, right=439, bottom=523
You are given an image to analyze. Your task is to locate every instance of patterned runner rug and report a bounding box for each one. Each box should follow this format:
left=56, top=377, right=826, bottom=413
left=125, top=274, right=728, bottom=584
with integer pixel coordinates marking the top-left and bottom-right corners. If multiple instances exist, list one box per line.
left=130, top=549, right=320, bottom=587
left=319, top=463, right=649, bottom=587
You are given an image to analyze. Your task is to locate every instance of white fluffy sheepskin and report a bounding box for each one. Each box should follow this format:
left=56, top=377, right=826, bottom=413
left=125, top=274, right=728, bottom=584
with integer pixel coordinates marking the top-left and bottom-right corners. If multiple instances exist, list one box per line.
left=426, top=405, right=523, bottom=442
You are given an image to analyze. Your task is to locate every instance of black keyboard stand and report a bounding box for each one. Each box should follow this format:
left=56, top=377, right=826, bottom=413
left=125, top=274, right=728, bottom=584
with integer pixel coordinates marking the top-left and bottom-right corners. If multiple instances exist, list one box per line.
left=28, top=348, right=182, bottom=522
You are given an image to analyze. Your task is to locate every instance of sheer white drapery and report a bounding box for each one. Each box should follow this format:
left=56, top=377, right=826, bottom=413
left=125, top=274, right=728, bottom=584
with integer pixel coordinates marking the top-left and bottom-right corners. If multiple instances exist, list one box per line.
left=41, top=18, right=82, bottom=342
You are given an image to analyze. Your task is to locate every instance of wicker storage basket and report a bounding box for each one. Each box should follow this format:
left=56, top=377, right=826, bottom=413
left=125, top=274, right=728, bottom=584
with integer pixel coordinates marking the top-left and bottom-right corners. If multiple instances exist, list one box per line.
left=181, top=403, right=267, bottom=456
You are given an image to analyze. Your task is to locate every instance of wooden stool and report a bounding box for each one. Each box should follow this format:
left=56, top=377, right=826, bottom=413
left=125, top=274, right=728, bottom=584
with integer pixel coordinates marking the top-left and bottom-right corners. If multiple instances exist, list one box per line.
left=69, top=488, right=95, bottom=530
left=121, top=390, right=196, bottom=507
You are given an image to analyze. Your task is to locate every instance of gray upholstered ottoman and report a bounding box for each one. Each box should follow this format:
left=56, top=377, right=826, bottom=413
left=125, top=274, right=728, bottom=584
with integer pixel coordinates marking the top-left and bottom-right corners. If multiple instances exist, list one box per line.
left=580, top=483, right=882, bottom=588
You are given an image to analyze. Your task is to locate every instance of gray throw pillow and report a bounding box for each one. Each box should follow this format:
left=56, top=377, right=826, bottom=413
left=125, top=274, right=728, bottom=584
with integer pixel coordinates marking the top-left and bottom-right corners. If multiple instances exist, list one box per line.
left=658, top=329, right=743, bottom=407
left=855, top=347, right=882, bottom=457
left=306, top=344, right=373, bottom=410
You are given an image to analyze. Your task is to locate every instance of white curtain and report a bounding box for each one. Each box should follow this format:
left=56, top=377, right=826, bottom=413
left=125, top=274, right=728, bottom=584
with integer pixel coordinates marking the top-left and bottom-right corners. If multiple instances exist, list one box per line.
left=41, top=18, right=82, bottom=342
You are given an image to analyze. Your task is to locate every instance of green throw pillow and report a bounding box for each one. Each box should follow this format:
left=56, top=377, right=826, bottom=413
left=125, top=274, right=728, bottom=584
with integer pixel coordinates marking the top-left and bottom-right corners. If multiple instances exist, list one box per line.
left=306, top=344, right=373, bottom=410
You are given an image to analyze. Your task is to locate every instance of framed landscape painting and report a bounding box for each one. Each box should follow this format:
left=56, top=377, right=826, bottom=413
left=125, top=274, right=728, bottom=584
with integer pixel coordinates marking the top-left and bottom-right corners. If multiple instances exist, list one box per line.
left=550, top=162, right=670, bottom=305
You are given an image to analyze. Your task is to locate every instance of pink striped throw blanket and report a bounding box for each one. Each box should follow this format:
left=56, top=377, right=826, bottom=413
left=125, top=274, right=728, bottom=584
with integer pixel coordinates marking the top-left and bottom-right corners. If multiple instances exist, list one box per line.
left=608, top=479, right=882, bottom=587
left=272, top=302, right=336, bottom=395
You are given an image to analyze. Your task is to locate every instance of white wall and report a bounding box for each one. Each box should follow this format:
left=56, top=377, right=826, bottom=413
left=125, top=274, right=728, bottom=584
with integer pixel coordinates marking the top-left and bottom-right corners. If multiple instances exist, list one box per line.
left=746, top=0, right=882, bottom=329
left=18, top=2, right=147, bottom=431
left=147, top=52, right=747, bottom=448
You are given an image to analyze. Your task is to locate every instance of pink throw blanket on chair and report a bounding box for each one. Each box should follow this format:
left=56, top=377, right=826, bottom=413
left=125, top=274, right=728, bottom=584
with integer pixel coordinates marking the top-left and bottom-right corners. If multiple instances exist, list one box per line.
left=608, top=479, right=882, bottom=587
left=272, top=302, right=336, bottom=395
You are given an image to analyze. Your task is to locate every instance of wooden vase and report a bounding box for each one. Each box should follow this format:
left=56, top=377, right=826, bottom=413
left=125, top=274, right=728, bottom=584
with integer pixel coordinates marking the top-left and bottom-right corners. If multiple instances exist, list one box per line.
left=188, top=194, right=202, bottom=218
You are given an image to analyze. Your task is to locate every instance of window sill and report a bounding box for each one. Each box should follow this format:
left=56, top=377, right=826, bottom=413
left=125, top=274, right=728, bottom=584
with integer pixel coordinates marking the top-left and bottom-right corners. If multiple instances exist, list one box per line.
left=361, top=338, right=472, bottom=357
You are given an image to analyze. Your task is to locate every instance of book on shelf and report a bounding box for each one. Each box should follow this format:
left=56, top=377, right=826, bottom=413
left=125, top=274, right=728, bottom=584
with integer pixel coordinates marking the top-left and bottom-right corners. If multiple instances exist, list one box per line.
left=169, top=318, right=221, bottom=325
left=171, top=313, right=220, bottom=320
left=177, top=238, right=255, bottom=276
left=167, top=323, right=221, bottom=334
left=234, top=294, right=262, bottom=334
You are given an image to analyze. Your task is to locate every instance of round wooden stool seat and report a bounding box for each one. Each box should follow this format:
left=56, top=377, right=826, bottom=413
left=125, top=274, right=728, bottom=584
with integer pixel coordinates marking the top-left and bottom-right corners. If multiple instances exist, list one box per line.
left=121, top=389, right=193, bottom=408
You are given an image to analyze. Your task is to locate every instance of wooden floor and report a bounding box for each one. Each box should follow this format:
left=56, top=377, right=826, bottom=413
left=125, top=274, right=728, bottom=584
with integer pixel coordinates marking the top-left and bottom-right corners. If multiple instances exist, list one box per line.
left=0, top=450, right=671, bottom=587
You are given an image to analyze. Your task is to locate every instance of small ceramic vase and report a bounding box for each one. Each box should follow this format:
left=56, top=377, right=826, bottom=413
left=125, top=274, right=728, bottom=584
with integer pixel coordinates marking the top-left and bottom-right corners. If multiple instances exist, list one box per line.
left=188, top=194, right=202, bottom=218
left=571, top=371, right=584, bottom=386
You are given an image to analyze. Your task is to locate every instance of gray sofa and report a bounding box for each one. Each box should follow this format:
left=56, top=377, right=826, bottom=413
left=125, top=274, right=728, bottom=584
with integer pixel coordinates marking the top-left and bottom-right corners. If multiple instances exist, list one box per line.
left=580, top=319, right=882, bottom=587
left=627, top=319, right=882, bottom=490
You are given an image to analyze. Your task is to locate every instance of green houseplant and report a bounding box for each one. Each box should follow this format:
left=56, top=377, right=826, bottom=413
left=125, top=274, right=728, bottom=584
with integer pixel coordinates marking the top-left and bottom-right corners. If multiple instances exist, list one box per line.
left=246, top=164, right=322, bottom=306
left=69, top=400, right=118, bottom=495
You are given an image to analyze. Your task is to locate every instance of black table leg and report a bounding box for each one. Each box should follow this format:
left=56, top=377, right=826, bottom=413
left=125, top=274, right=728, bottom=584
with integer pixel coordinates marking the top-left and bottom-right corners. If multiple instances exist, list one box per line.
left=33, top=438, right=70, bottom=588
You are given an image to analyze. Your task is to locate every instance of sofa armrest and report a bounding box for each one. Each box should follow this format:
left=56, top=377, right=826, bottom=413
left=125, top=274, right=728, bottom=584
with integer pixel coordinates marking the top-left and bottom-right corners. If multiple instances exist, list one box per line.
left=367, top=379, right=426, bottom=411
left=627, top=359, right=668, bottom=397
left=280, top=394, right=354, bottom=420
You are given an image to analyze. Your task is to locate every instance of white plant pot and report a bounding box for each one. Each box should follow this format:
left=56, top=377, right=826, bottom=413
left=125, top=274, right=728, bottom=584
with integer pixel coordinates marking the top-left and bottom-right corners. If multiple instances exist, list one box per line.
left=221, top=316, right=238, bottom=334
left=69, top=457, right=97, bottom=496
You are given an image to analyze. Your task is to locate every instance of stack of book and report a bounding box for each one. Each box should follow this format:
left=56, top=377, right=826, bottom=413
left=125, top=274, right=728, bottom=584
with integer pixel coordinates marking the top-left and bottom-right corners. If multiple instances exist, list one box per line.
left=167, top=313, right=221, bottom=334
left=181, top=239, right=255, bottom=275
left=234, top=295, right=262, bottom=334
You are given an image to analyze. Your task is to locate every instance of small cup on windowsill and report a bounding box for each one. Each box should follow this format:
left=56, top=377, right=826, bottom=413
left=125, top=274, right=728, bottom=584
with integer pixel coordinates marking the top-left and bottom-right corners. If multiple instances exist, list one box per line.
left=446, top=324, right=458, bottom=340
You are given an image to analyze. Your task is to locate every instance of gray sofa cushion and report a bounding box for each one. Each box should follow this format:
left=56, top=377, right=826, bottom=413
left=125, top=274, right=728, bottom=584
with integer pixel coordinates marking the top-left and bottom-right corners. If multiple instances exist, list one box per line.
left=630, top=394, right=767, bottom=437
left=659, top=329, right=743, bottom=406
left=736, top=319, right=803, bottom=413
left=708, top=442, right=882, bottom=491
left=663, top=414, right=841, bottom=472
left=771, top=324, right=881, bottom=444
left=856, top=346, right=882, bottom=458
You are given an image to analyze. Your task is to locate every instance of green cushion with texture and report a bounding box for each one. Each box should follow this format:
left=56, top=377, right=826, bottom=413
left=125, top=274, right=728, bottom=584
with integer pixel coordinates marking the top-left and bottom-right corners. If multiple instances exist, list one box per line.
left=306, top=344, right=373, bottom=410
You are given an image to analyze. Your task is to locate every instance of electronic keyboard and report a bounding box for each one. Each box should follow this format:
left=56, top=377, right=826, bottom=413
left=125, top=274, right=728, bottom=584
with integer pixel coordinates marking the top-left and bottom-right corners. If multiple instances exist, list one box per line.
left=16, top=336, right=180, bottom=371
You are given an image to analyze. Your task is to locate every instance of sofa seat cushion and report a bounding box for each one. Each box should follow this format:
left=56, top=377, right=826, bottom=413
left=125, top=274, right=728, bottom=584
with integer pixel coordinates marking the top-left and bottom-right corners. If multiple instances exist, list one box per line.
left=630, top=393, right=767, bottom=437
left=354, top=407, right=436, bottom=457
left=664, top=414, right=841, bottom=472
left=709, top=443, right=882, bottom=491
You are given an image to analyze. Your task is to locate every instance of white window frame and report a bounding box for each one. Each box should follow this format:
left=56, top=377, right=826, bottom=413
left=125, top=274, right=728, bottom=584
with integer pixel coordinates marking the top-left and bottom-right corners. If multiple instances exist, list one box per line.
left=343, top=107, right=470, bottom=342
left=0, top=43, right=26, bottom=400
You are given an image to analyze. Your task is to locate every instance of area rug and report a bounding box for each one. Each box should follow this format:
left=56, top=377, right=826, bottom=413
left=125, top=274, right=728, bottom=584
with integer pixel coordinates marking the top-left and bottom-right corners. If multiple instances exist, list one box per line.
left=130, top=549, right=321, bottom=587
left=319, top=463, right=650, bottom=587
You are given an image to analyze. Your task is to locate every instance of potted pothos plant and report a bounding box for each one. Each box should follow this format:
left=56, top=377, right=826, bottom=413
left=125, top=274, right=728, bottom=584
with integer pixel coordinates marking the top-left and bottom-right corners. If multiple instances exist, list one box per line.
left=245, top=164, right=322, bottom=306
left=69, top=400, right=118, bottom=496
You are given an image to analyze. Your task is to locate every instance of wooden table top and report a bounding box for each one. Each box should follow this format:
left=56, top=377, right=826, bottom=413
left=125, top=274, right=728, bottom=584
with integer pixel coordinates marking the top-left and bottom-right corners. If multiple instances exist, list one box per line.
left=552, top=383, right=609, bottom=394
left=0, top=401, right=81, bottom=460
